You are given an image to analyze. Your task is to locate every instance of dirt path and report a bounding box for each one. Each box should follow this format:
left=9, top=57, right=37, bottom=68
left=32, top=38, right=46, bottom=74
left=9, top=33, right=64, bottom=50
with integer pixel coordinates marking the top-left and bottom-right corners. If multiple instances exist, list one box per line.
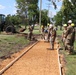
left=2, top=41, right=60, bottom=75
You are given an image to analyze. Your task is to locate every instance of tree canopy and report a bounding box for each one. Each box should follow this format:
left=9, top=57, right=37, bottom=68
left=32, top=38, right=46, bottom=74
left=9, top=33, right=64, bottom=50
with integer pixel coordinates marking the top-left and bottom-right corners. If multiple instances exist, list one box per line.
left=54, top=0, right=76, bottom=26
left=16, top=0, right=38, bottom=25
left=41, top=9, right=50, bottom=26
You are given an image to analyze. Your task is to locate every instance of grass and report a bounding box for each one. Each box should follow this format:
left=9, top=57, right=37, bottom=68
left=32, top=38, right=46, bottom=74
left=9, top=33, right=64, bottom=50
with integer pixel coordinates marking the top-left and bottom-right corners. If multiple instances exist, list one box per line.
left=22, top=25, right=41, bottom=34
left=57, top=29, right=76, bottom=75
left=65, top=41, right=76, bottom=75
left=57, top=29, right=63, bottom=35
left=23, top=29, right=40, bottom=34
left=0, top=35, right=30, bottom=58
left=34, top=25, right=40, bottom=30
left=0, top=25, right=40, bottom=59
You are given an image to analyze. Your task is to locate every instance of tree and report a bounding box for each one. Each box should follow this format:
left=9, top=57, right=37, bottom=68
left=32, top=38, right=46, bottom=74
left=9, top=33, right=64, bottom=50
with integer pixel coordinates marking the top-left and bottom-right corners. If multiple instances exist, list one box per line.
left=41, top=9, right=50, bottom=26
left=54, top=11, right=63, bottom=26
left=54, top=0, right=76, bottom=27
left=71, top=0, right=76, bottom=7
left=70, top=0, right=76, bottom=24
left=5, top=14, right=12, bottom=25
left=61, top=0, right=75, bottom=23
left=16, top=0, right=38, bottom=25
left=47, top=0, right=57, bottom=9
left=11, top=15, right=22, bottom=25
left=5, top=14, right=22, bottom=26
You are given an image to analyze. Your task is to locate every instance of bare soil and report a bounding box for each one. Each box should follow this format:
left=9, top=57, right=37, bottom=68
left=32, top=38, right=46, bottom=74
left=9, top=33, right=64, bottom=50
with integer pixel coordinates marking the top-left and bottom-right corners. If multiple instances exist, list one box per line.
left=0, top=41, right=60, bottom=75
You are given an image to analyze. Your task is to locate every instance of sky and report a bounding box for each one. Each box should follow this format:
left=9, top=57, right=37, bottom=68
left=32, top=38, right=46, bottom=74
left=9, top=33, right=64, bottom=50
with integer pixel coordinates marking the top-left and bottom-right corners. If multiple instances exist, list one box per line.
left=0, top=0, right=16, bottom=15
left=39, top=0, right=62, bottom=17
left=0, top=0, right=62, bottom=16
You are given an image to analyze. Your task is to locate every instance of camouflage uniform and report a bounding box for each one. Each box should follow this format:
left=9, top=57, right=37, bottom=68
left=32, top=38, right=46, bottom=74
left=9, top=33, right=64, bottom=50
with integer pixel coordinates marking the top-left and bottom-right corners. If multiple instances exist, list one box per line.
left=28, top=26, right=33, bottom=40
left=71, top=26, right=75, bottom=51
left=47, top=28, right=51, bottom=42
left=62, top=28, right=67, bottom=50
left=65, top=25, right=73, bottom=53
left=50, top=27, right=56, bottom=50
left=41, top=26, right=45, bottom=39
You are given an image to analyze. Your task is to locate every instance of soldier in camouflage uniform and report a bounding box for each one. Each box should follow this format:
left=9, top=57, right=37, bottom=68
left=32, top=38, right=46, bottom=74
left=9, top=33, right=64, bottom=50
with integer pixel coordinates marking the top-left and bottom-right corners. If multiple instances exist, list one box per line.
left=47, top=24, right=53, bottom=42
left=47, top=26, right=51, bottom=42
left=49, top=25, right=56, bottom=50
left=65, top=20, right=74, bottom=54
left=41, top=25, right=45, bottom=39
left=71, top=23, right=75, bottom=52
left=28, top=26, right=33, bottom=40
left=62, top=24, right=67, bottom=50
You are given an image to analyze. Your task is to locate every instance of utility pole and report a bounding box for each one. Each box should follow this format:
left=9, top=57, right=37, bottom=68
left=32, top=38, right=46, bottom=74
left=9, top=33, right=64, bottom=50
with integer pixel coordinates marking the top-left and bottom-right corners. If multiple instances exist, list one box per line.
left=39, top=0, right=42, bottom=32
left=39, top=0, right=61, bottom=32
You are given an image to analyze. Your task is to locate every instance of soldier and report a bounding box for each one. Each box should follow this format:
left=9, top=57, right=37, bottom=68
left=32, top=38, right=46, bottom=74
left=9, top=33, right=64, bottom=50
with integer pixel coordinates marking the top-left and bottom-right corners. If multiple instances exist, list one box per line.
left=47, top=27, right=51, bottom=42
left=65, top=20, right=74, bottom=54
left=44, top=26, right=48, bottom=40
left=41, top=25, right=45, bottom=39
left=62, top=24, right=67, bottom=50
left=41, top=25, right=44, bottom=34
left=47, top=23, right=50, bottom=28
left=49, top=25, right=56, bottom=50
left=28, top=26, right=33, bottom=40
left=71, top=23, right=75, bottom=52
left=47, top=24, right=52, bottom=42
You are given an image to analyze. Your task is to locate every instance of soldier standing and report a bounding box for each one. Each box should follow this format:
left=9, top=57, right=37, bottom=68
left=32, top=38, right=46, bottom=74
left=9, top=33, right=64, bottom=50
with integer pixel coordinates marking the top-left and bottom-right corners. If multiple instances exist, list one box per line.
left=28, top=26, right=33, bottom=40
left=41, top=25, right=45, bottom=39
left=49, top=25, right=56, bottom=50
left=47, top=27, right=51, bottom=42
left=62, top=24, right=67, bottom=50
left=65, top=20, right=74, bottom=54
left=47, top=24, right=52, bottom=42
left=71, top=23, right=75, bottom=52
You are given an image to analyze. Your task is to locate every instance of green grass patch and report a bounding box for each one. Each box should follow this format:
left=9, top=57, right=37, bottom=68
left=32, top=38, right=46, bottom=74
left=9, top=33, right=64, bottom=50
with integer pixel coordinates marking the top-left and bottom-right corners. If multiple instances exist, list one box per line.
left=23, top=29, right=40, bottom=34
left=57, top=30, right=63, bottom=36
left=65, top=41, right=76, bottom=75
left=57, top=29, right=76, bottom=75
left=22, top=25, right=40, bottom=34
left=0, top=35, right=30, bottom=58
left=34, top=25, right=40, bottom=30
left=59, top=42, right=76, bottom=75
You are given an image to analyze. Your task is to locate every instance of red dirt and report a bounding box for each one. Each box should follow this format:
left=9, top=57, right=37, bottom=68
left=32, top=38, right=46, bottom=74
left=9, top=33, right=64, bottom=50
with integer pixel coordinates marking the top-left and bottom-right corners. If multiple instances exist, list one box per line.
left=1, top=41, right=60, bottom=75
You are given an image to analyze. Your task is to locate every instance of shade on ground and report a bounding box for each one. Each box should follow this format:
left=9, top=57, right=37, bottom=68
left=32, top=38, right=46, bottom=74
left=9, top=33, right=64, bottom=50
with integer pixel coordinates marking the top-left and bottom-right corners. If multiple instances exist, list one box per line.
left=2, top=41, right=60, bottom=75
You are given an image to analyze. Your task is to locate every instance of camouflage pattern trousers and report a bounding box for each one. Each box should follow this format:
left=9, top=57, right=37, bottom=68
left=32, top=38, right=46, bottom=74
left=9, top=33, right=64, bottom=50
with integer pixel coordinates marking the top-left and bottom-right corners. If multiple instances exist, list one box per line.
left=50, top=37, right=55, bottom=49
left=65, top=39, right=73, bottom=53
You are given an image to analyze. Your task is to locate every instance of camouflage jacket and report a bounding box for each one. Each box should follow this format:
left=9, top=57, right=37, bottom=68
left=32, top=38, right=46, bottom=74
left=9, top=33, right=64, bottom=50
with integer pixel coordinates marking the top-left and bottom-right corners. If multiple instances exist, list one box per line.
left=50, top=29, right=56, bottom=40
left=65, top=25, right=73, bottom=40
